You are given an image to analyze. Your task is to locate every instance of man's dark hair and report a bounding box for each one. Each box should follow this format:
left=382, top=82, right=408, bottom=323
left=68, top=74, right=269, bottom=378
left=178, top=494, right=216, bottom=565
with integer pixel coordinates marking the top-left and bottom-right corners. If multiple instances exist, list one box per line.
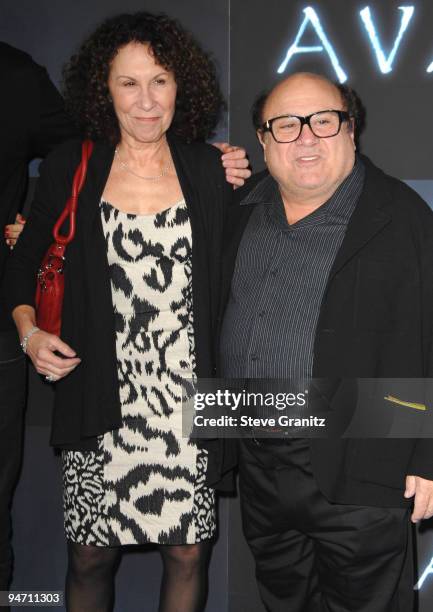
left=335, top=83, right=366, bottom=138
left=251, top=90, right=270, bottom=131
left=63, top=11, right=225, bottom=143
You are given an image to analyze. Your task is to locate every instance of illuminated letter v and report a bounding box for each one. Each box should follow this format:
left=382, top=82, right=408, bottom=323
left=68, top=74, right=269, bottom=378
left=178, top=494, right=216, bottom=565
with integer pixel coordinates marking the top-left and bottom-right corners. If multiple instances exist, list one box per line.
left=360, top=6, right=414, bottom=74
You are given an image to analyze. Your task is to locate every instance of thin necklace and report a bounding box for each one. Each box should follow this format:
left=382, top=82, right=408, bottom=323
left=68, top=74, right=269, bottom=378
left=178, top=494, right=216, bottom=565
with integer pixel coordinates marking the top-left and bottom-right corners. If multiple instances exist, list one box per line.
left=114, top=147, right=171, bottom=181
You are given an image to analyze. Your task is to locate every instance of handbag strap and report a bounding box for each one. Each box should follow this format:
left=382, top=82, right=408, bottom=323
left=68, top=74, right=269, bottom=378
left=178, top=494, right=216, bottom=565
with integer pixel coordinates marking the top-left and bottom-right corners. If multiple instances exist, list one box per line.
left=53, top=139, right=94, bottom=246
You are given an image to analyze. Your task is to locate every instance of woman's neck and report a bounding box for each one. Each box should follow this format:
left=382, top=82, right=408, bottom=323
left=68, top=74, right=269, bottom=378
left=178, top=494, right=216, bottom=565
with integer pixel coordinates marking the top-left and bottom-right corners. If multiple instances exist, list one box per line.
left=117, top=135, right=169, bottom=166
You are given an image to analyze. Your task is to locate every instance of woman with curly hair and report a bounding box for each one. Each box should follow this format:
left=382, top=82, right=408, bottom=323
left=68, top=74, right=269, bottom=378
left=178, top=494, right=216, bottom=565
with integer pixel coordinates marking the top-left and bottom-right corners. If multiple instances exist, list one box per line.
left=5, top=11, right=248, bottom=612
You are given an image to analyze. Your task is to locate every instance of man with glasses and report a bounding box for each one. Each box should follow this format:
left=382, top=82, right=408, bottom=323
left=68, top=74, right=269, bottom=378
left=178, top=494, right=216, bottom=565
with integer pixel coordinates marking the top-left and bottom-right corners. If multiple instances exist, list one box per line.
left=219, top=72, right=433, bottom=611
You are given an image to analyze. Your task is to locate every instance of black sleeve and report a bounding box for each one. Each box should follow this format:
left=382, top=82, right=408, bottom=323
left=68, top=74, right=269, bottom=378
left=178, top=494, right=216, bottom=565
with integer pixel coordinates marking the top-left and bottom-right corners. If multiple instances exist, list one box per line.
left=406, top=190, right=433, bottom=480
left=28, top=63, right=78, bottom=159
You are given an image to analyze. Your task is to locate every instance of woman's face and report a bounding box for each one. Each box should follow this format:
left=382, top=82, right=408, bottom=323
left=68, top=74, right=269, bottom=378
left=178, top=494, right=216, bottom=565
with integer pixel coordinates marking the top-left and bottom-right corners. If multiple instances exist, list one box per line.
left=108, top=41, right=177, bottom=144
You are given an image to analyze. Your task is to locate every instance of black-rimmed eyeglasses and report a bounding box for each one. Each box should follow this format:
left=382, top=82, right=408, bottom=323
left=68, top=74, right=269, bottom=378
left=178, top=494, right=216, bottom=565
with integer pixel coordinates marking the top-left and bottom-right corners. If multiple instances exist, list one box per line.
left=260, top=110, right=352, bottom=143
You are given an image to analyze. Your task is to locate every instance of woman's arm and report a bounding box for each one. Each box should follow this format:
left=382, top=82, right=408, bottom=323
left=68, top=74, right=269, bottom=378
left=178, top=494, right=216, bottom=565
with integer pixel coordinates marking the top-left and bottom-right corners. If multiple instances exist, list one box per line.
left=13, top=304, right=80, bottom=381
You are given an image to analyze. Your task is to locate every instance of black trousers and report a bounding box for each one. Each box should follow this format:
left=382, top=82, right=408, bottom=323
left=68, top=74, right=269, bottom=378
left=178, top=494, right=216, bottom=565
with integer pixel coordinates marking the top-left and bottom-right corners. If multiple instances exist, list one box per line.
left=238, top=438, right=413, bottom=612
left=0, top=331, right=26, bottom=590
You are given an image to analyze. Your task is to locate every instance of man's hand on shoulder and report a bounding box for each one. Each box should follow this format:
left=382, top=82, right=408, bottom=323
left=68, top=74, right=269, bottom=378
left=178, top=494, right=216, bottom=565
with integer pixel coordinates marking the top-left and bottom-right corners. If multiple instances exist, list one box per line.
left=212, top=142, right=251, bottom=188
left=404, top=475, right=433, bottom=522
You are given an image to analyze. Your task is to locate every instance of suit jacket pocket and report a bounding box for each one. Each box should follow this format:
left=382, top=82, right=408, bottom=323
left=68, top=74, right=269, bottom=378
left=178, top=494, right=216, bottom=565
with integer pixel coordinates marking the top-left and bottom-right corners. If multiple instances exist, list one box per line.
left=347, top=439, right=414, bottom=490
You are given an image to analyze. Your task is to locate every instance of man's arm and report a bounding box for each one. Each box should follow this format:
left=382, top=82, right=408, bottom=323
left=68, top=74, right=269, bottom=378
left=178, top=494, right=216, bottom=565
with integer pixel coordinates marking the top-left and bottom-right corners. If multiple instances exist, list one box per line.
left=212, top=142, right=251, bottom=188
left=29, top=62, right=77, bottom=159
left=4, top=59, right=77, bottom=248
left=403, top=187, right=433, bottom=522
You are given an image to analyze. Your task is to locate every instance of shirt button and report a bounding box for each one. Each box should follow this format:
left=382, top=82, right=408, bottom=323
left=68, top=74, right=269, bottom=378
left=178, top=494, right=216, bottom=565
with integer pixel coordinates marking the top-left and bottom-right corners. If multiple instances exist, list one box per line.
left=258, top=310, right=266, bottom=318
left=270, top=269, right=278, bottom=277
left=251, top=354, right=258, bottom=362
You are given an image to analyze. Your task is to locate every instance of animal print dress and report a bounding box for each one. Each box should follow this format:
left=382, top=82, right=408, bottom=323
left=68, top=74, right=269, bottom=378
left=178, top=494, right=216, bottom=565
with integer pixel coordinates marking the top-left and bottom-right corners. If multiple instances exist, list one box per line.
left=62, top=200, right=216, bottom=546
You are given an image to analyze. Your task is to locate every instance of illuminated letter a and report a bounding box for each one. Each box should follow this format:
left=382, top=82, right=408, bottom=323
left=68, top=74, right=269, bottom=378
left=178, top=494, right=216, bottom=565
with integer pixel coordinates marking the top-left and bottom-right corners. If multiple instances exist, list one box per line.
left=277, top=6, right=347, bottom=83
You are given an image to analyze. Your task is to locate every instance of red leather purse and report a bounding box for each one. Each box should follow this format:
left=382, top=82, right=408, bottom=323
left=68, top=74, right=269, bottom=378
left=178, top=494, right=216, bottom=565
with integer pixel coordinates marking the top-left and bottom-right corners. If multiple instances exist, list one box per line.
left=35, top=140, right=94, bottom=336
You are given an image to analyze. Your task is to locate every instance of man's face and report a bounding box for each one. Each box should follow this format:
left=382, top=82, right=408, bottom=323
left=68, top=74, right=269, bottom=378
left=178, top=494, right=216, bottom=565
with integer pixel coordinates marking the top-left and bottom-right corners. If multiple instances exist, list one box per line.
left=258, top=75, right=356, bottom=203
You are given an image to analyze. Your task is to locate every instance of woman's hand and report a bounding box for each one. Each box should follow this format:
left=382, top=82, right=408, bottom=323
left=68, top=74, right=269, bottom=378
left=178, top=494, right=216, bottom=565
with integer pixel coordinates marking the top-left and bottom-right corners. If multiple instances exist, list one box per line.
left=212, top=142, right=251, bottom=188
left=4, top=213, right=26, bottom=249
left=26, top=329, right=81, bottom=382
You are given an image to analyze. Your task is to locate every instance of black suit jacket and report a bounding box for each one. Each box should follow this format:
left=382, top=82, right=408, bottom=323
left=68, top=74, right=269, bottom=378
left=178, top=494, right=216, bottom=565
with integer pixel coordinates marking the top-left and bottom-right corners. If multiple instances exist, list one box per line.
left=219, top=155, right=433, bottom=507
left=0, top=43, right=75, bottom=332
left=5, top=134, right=233, bottom=488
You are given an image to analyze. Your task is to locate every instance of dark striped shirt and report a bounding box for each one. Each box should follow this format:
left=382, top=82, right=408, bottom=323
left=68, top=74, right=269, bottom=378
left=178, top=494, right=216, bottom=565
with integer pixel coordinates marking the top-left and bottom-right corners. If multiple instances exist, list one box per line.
left=220, top=158, right=365, bottom=382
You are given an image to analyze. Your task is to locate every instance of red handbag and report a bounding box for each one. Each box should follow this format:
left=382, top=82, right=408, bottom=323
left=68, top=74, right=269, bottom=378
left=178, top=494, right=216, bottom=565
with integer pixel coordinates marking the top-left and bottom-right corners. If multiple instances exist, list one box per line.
left=35, top=140, right=94, bottom=336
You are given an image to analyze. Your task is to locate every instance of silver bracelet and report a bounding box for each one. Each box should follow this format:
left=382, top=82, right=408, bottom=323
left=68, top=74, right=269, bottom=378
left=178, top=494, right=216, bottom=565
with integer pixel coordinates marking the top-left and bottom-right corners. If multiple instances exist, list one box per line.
left=20, top=326, right=40, bottom=354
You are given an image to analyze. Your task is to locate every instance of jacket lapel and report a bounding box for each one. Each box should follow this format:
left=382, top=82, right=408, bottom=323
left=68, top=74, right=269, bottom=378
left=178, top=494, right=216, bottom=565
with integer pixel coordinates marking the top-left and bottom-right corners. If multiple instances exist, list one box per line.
left=78, top=140, right=115, bottom=235
left=78, top=141, right=117, bottom=345
left=167, top=133, right=195, bottom=208
left=220, top=171, right=269, bottom=312
left=325, top=156, right=392, bottom=287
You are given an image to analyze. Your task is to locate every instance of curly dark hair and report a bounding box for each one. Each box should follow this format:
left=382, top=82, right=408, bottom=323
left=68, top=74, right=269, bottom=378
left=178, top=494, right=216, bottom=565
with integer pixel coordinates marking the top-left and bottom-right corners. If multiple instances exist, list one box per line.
left=251, top=76, right=366, bottom=142
left=62, top=12, right=225, bottom=143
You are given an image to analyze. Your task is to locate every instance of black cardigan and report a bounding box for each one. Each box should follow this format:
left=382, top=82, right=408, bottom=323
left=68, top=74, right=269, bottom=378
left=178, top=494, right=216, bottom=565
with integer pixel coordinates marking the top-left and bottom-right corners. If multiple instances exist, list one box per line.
left=5, top=134, right=233, bottom=487
left=219, top=156, right=433, bottom=507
